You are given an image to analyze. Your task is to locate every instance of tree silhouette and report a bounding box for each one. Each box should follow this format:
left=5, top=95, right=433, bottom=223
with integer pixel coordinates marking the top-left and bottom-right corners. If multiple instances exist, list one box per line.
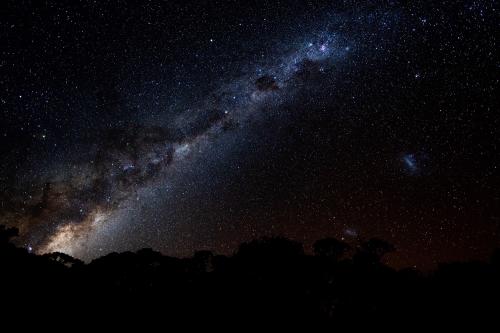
left=313, top=238, right=349, bottom=261
left=354, top=238, right=396, bottom=264
left=0, top=225, right=18, bottom=246
left=0, top=224, right=498, bottom=326
left=42, top=252, right=84, bottom=268
left=192, top=250, right=214, bottom=273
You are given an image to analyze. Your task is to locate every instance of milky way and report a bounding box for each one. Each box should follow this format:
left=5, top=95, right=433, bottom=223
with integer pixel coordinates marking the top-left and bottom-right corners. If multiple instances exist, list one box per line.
left=2, top=19, right=356, bottom=258
left=1, top=1, right=498, bottom=268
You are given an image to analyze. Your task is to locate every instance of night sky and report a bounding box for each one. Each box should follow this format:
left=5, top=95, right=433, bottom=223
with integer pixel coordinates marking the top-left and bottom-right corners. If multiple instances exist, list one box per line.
left=1, top=0, right=498, bottom=269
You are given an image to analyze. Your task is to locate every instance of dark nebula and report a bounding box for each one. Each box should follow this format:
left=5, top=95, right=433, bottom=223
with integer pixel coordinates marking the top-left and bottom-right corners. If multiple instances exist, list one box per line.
left=255, top=76, right=280, bottom=92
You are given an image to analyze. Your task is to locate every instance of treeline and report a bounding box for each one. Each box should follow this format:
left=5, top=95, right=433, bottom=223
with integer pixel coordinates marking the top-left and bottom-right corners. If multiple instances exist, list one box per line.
left=1, top=225, right=499, bottom=326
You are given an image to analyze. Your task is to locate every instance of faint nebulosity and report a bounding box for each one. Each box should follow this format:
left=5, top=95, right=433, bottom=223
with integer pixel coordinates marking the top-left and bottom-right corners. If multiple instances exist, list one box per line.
left=0, top=0, right=498, bottom=268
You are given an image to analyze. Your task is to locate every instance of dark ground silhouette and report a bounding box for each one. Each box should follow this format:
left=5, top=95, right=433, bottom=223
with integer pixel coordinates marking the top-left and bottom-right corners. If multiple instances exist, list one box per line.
left=1, top=224, right=498, bottom=327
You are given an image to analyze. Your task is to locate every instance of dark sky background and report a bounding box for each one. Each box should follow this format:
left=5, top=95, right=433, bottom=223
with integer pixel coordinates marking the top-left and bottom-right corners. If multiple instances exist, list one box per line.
left=0, top=0, right=498, bottom=269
